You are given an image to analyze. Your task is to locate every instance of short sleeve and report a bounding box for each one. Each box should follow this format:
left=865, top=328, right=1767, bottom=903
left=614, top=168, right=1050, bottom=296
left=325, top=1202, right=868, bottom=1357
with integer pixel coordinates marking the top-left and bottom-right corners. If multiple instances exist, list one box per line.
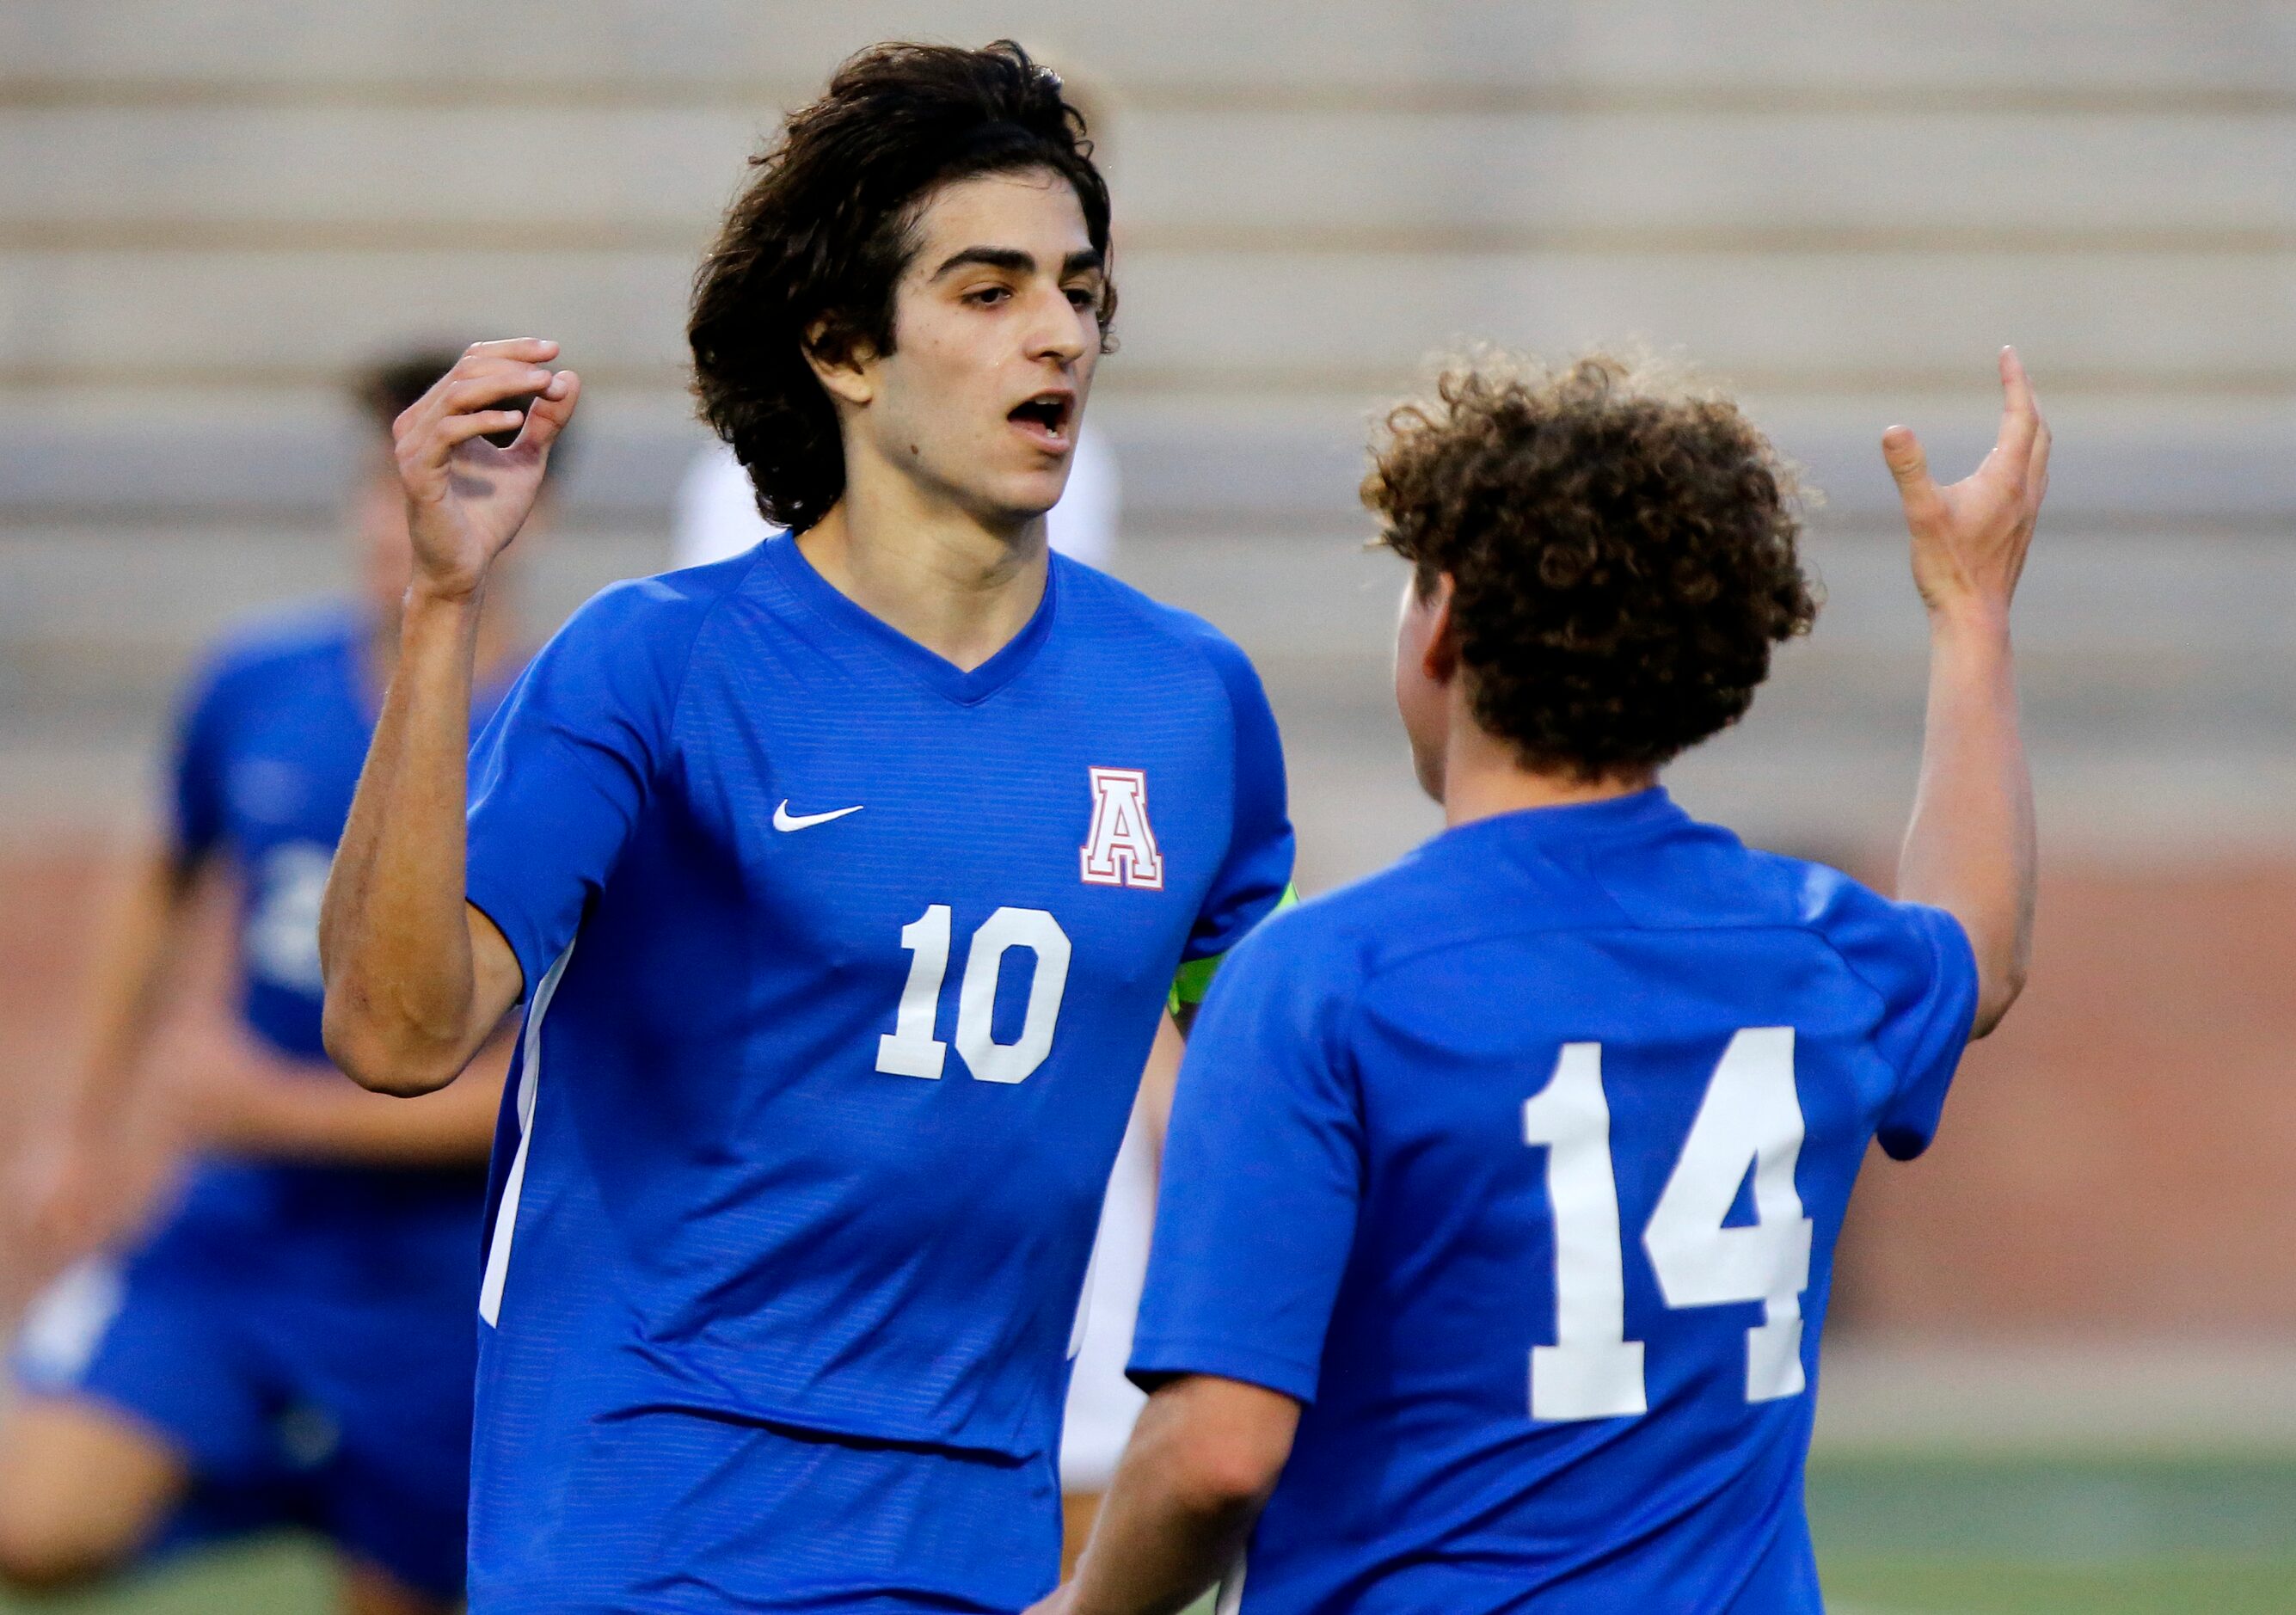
left=1129, top=912, right=1360, bottom=1404
left=167, top=654, right=235, bottom=863
left=1869, top=902, right=1982, bottom=1161
left=1182, top=633, right=1294, bottom=965
left=464, top=577, right=709, bottom=998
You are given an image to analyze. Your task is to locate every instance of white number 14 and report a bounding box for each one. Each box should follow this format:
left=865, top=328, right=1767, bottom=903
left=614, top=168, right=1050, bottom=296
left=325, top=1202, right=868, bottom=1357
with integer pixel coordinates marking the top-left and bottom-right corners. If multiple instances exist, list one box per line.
left=1518, top=1027, right=1814, bottom=1422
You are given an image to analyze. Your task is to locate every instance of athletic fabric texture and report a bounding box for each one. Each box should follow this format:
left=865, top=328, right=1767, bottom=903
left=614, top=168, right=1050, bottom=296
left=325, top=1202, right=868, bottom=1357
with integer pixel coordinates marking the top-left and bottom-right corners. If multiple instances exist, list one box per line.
left=1134, top=790, right=1977, bottom=1614
left=462, top=540, right=1292, bottom=1610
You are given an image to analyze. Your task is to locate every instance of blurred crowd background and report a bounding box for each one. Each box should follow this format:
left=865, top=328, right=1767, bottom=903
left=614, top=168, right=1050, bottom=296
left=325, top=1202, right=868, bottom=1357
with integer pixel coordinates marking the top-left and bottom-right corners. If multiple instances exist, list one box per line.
left=3, top=3, right=2293, bottom=1608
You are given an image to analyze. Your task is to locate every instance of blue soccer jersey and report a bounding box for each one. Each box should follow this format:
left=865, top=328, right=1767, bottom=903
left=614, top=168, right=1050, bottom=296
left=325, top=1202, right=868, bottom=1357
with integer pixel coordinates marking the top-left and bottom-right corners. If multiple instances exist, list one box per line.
left=166, top=605, right=500, bottom=1240
left=460, top=537, right=1292, bottom=1611
left=1132, top=790, right=1977, bottom=1614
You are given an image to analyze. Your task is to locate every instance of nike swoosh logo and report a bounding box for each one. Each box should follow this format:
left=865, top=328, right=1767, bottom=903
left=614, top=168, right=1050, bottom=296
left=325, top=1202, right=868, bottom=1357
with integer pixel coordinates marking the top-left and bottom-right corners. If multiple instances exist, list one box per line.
left=774, top=801, right=864, bottom=832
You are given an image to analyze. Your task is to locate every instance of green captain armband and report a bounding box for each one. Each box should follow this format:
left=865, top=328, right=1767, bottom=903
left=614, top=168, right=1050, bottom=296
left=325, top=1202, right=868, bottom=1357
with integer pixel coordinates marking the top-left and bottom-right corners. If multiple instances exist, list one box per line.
left=1169, top=883, right=1298, bottom=1016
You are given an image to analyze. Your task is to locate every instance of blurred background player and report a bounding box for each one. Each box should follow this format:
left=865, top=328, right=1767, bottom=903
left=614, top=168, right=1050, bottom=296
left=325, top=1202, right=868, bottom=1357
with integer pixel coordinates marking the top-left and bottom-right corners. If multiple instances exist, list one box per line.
left=668, top=246, right=1153, bottom=1575
left=1047, top=349, right=2047, bottom=1613
left=0, top=351, right=537, bottom=1614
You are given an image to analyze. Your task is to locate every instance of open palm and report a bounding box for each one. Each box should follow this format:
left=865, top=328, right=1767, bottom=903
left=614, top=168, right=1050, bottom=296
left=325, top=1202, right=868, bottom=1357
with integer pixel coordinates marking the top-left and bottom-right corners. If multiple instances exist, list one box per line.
left=1882, top=347, right=2050, bottom=620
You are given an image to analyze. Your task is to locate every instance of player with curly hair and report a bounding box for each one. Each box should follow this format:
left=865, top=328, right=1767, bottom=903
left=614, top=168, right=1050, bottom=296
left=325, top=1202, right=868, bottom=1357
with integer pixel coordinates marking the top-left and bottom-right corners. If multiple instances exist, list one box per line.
left=317, top=40, right=1292, bottom=1613
left=1042, top=348, right=2047, bottom=1614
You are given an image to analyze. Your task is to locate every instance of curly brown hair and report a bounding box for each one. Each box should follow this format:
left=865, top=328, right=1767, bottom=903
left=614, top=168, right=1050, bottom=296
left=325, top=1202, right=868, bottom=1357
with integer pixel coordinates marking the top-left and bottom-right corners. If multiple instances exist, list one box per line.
left=689, top=40, right=1114, bottom=534
left=1365, top=352, right=1817, bottom=778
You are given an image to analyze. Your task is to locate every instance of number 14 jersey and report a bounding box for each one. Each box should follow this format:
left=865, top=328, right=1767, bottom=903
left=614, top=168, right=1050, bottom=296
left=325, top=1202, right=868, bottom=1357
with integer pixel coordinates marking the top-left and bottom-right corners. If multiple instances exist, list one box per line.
left=1133, top=790, right=1974, bottom=1614
left=460, top=537, right=1292, bottom=1599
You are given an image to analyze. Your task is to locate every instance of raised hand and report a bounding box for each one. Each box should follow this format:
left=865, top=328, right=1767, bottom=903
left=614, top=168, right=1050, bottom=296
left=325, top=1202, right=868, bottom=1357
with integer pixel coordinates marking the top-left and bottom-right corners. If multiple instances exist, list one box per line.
left=394, top=338, right=580, bottom=600
left=1882, top=346, right=2051, bottom=623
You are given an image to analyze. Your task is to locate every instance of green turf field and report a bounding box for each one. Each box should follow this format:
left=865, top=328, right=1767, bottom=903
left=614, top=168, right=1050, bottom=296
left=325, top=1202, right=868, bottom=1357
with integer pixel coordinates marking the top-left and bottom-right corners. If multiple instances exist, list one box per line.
left=5, top=1454, right=2289, bottom=1612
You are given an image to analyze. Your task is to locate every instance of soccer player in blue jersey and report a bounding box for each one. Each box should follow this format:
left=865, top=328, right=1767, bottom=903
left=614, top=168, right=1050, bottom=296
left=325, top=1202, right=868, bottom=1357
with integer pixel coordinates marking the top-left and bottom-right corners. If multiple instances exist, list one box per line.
left=1042, top=348, right=2049, bottom=1615
left=317, top=41, right=1293, bottom=1613
left=0, top=352, right=536, bottom=1612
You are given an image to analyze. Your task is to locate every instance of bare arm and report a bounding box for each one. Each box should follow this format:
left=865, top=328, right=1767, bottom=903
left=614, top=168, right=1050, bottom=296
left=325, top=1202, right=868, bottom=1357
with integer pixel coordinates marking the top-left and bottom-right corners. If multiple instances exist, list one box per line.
left=15, top=842, right=203, bottom=1272
left=320, top=339, right=577, bottom=1094
left=1133, top=1012, right=1185, bottom=1166
left=1886, top=347, right=2050, bottom=1038
left=1031, top=1376, right=1299, bottom=1615
left=167, top=1019, right=515, bottom=1166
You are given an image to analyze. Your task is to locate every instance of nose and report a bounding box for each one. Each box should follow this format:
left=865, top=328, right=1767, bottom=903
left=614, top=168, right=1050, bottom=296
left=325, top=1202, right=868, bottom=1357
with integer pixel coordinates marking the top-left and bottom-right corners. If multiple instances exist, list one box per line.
left=1023, top=281, right=1090, bottom=368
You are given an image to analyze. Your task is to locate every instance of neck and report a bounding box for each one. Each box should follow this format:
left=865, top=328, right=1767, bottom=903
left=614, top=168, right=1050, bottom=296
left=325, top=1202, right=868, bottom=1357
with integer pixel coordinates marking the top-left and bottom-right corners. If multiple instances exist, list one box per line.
left=1439, top=706, right=1656, bottom=827
left=796, top=455, right=1048, bottom=673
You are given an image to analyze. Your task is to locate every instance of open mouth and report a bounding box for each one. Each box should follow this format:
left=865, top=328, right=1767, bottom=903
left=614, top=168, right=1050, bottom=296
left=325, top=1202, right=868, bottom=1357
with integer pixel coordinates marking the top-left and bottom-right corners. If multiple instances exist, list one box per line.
left=1008, top=392, right=1074, bottom=446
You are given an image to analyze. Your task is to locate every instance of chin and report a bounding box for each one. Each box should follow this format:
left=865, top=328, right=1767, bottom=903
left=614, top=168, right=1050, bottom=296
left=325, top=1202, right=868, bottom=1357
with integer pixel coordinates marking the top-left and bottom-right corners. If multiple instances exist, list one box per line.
left=972, top=471, right=1068, bottom=530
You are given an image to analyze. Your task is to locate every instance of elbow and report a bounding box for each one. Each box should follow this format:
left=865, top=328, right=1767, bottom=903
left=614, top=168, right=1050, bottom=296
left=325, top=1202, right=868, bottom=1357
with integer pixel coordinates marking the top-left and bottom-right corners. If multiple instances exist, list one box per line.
left=1968, top=952, right=2029, bottom=1041
left=1169, top=1429, right=1289, bottom=1521
left=1139, top=1376, right=1299, bottom=1523
left=322, top=988, right=463, bottom=1096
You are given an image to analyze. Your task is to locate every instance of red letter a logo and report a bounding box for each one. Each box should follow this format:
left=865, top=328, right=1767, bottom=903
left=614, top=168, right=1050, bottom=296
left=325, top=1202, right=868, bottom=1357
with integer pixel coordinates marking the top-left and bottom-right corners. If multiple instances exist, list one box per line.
left=1080, top=767, right=1164, bottom=890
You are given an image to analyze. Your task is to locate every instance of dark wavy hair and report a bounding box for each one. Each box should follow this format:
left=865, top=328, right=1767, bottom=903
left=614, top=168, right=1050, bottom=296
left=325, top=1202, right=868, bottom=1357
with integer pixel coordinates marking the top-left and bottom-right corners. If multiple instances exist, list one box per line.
left=1365, top=352, right=1818, bottom=779
left=689, top=40, right=1114, bottom=534
left=355, top=348, right=461, bottom=431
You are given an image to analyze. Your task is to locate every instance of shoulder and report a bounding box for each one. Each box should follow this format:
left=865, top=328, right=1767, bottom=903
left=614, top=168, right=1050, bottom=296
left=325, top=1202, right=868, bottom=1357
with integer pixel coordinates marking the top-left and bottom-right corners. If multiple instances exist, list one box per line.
left=488, top=554, right=764, bottom=757
left=1055, top=561, right=1262, bottom=693
left=1737, top=845, right=1968, bottom=1007
left=572, top=549, right=759, bottom=640
left=1219, top=853, right=1442, bottom=998
left=185, top=599, right=359, bottom=708
left=1054, top=561, right=1279, bottom=773
left=541, top=550, right=762, bottom=680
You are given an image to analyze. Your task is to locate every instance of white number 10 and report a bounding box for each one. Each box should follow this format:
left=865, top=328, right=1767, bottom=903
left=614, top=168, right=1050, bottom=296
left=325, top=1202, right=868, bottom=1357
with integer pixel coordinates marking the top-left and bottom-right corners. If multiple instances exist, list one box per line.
left=1519, top=1027, right=1814, bottom=1422
left=875, top=905, right=1072, bottom=1084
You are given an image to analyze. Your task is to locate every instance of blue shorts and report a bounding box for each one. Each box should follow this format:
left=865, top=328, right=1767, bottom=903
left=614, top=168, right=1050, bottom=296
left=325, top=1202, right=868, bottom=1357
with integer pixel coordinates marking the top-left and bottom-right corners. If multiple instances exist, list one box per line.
left=14, top=1202, right=478, bottom=1601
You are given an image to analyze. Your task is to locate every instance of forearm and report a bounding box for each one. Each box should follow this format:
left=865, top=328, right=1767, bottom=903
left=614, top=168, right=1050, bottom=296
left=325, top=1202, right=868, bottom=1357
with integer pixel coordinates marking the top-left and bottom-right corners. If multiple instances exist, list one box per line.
left=219, top=1035, right=513, bottom=1165
left=59, top=844, right=197, bottom=1136
left=1065, top=1443, right=1257, bottom=1614
left=1135, top=1012, right=1184, bottom=1164
left=1059, top=1380, right=1295, bottom=1615
left=320, top=588, right=493, bottom=1091
left=1896, top=607, right=2034, bottom=1034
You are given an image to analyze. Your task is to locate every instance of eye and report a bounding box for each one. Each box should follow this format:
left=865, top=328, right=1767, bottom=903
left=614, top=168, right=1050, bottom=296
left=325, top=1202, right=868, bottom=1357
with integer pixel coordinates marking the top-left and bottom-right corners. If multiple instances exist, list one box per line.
left=965, top=285, right=1013, bottom=307
left=1065, top=286, right=1100, bottom=311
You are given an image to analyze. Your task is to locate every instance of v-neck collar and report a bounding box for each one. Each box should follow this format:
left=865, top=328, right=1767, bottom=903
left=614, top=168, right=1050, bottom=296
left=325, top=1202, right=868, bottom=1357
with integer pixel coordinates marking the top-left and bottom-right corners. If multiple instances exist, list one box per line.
left=764, top=532, right=1059, bottom=707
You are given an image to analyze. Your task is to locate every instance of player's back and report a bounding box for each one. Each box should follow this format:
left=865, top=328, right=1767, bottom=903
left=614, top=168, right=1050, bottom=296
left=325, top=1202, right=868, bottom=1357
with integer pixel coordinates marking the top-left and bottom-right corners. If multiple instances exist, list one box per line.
left=1139, top=789, right=1976, bottom=1613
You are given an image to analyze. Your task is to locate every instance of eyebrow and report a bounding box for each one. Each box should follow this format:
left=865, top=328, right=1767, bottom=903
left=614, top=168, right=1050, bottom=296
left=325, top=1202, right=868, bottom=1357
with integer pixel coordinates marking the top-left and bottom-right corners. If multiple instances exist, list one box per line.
left=929, top=246, right=1106, bottom=282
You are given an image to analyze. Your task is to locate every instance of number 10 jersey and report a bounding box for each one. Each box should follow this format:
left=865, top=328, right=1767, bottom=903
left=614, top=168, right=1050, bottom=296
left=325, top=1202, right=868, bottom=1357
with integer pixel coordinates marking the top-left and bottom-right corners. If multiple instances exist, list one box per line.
left=460, top=537, right=1292, bottom=1607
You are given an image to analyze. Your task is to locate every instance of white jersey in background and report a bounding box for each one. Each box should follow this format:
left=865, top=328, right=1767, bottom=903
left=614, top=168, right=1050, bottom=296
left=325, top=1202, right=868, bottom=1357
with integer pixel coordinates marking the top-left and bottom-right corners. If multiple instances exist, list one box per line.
left=666, top=426, right=1143, bottom=1494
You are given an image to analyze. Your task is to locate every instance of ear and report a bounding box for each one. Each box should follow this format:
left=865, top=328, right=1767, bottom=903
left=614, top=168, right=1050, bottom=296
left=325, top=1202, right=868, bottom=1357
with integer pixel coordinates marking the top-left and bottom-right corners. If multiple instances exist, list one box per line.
left=1420, top=573, right=1461, bottom=685
left=802, top=319, right=877, bottom=409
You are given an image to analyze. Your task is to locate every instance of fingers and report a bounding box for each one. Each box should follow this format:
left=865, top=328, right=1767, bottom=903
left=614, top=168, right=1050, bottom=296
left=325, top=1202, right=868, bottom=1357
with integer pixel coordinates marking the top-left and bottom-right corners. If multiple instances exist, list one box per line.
left=1992, top=345, right=2041, bottom=476
left=462, top=337, right=560, bottom=364
left=1881, top=424, right=1947, bottom=528
left=434, top=408, right=535, bottom=453
left=441, top=365, right=557, bottom=420
left=396, top=345, right=566, bottom=471
left=516, top=369, right=581, bottom=455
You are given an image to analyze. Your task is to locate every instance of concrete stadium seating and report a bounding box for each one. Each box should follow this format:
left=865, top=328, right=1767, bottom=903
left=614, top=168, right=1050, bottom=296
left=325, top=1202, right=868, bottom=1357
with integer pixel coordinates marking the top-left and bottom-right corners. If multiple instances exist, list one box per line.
left=1, top=0, right=2291, bottom=874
